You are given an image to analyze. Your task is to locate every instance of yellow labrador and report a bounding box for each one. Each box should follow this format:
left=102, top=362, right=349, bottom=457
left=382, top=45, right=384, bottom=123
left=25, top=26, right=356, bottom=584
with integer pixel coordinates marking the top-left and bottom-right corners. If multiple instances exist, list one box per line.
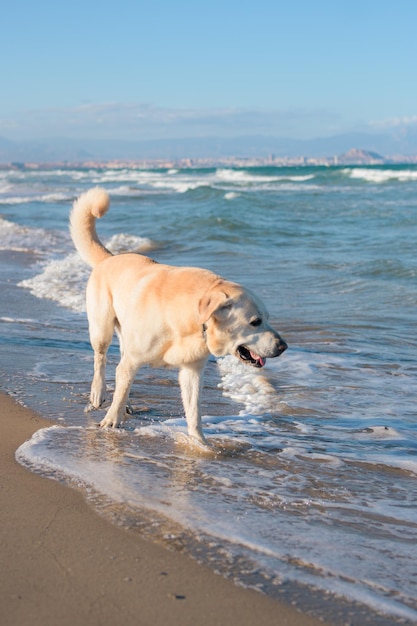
left=70, top=187, right=287, bottom=443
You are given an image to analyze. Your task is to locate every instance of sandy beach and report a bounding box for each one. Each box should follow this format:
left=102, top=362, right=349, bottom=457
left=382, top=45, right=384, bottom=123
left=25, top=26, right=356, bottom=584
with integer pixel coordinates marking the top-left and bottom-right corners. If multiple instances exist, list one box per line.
left=0, top=391, right=327, bottom=626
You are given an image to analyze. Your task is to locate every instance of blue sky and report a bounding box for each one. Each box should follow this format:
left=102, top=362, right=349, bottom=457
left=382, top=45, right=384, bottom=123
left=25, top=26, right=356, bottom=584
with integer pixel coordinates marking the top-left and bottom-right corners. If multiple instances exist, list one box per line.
left=2, top=0, right=417, bottom=141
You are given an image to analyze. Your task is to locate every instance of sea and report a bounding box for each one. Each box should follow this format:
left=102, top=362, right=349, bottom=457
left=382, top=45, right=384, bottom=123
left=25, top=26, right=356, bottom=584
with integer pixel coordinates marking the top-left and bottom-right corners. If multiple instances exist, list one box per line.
left=1, top=164, right=416, bottom=625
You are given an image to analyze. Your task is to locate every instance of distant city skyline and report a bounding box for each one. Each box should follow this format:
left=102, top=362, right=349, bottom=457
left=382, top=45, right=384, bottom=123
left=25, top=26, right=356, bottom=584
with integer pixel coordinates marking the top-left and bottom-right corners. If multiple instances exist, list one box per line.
left=1, top=1, right=417, bottom=145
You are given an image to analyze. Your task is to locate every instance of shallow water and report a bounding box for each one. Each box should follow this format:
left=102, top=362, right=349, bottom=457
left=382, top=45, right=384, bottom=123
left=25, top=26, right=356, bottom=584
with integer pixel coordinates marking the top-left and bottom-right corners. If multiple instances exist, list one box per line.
left=1, top=164, right=417, bottom=624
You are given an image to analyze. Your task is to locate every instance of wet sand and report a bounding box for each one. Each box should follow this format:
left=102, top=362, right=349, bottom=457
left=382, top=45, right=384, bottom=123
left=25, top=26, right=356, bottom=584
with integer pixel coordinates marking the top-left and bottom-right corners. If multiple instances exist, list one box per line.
left=0, top=391, right=328, bottom=626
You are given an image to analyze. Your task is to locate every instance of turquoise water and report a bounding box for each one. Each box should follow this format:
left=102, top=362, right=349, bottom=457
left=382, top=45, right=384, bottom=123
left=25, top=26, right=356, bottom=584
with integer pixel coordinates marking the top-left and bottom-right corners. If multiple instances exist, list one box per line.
left=1, top=165, right=416, bottom=624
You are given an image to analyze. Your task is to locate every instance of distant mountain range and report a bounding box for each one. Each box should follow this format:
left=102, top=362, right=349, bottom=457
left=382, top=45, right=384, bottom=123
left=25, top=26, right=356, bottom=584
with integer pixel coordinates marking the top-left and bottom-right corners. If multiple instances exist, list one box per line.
left=1, top=129, right=417, bottom=163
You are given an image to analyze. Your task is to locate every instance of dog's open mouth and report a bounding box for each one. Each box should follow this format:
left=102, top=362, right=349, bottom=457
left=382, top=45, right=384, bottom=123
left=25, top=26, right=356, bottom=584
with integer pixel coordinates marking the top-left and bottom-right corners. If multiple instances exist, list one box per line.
left=237, top=345, right=266, bottom=368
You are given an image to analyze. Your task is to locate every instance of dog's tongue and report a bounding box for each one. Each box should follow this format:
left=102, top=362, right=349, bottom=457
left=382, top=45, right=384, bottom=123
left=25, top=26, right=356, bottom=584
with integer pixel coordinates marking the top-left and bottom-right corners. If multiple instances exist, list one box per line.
left=250, top=351, right=266, bottom=367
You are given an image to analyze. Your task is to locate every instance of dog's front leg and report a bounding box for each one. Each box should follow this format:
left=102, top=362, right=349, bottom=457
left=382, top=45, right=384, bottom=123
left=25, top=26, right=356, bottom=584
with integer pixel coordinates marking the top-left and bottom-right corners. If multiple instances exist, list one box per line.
left=100, top=356, right=138, bottom=428
left=179, top=362, right=207, bottom=444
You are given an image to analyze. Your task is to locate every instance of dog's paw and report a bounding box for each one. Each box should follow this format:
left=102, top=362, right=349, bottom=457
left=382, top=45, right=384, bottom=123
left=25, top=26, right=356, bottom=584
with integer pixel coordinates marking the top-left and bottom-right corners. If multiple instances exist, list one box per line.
left=99, top=414, right=120, bottom=428
left=188, top=433, right=210, bottom=448
left=89, top=390, right=106, bottom=408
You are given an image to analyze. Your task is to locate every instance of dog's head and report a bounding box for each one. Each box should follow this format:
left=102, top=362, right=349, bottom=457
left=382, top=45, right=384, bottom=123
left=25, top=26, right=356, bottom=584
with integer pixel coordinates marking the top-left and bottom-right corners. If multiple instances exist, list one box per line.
left=199, top=280, right=287, bottom=367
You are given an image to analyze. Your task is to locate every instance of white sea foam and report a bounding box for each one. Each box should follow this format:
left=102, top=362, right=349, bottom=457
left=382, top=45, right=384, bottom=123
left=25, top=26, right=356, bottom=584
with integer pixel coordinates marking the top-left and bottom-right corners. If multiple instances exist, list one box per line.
left=18, top=253, right=89, bottom=312
left=216, top=168, right=261, bottom=183
left=151, top=178, right=206, bottom=193
left=106, top=233, right=154, bottom=254
left=0, top=167, right=317, bottom=205
left=215, top=169, right=314, bottom=185
left=0, top=192, right=72, bottom=205
left=217, top=355, right=284, bottom=416
left=0, top=316, right=42, bottom=325
left=18, top=233, right=155, bottom=312
left=0, top=217, right=59, bottom=253
left=0, top=181, right=13, bottom=193
left=346, top=168, right=417, bottom=183
left=85, top=169, right=207, bottom=194
left=85, top=168, right=316, bottom=195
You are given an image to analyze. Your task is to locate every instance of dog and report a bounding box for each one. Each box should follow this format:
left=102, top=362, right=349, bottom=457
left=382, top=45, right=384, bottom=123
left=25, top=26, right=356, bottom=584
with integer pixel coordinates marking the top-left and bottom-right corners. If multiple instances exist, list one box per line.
left=70, top=187, right=287, bottom=444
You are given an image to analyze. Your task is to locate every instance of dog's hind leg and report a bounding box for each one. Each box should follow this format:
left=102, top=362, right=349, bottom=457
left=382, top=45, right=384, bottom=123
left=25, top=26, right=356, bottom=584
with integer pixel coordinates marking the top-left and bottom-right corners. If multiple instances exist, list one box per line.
left=100, top=355, right=138, bottom=428
left=87, top=307, right=116, bottom=410
left=179, top=361, right=208, bottom=444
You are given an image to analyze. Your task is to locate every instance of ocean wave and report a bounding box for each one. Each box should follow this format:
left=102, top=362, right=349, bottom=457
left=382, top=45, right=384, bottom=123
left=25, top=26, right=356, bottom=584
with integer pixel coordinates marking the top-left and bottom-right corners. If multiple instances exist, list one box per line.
left=150, top=178, right=208, bottom=194
left=217, top=355, right=284, bottom=416
left=345, top=168, right=417, bottom=183
left=18, top=253, right=89, bottom=312
left=212, top=170, right=318, bottom=194
left=18, top=233, right=156, bottom=312
left=106, top=233, right=155, bottom=254
left=4, top=168, right=91, bottom=181
left=0, top=192, right=73, bottom=205
left=0, top=167, right=319, bottom=204
left=89, top=169, right=210, bottom=194
left=84, top=167, right=317, bottom=194
left=98, top=185, right=168, bottom=197
left=88, top=168, right=194, bottom=188
left=0, top=181, right=13, bottom=194
left=0, top=315, right=40, bottom=325
left=215, top=168, right=315, bottom=184
left=0, top=217, right=60, bottom=253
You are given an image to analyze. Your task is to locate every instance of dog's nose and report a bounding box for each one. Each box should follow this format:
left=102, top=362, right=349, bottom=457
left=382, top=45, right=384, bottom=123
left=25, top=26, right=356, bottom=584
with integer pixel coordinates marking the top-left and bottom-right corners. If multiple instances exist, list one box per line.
left=275, top=338, right=288, bottom=356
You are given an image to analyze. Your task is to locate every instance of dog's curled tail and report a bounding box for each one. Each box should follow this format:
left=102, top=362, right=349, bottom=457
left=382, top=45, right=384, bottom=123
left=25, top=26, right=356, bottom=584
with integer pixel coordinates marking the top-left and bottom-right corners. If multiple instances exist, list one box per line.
left=70, top=187, right=112, bottom=267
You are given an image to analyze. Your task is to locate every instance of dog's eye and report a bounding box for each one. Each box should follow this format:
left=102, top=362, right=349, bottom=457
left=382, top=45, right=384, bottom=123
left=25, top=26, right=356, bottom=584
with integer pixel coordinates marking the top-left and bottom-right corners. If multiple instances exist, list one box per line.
left=250, top=318, right=262, bottom=327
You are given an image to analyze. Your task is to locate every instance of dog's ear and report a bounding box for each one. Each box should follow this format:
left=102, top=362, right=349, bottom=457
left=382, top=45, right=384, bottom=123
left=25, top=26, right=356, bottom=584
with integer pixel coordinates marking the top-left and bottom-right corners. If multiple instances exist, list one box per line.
left=198, top=289, right=233, bottom=324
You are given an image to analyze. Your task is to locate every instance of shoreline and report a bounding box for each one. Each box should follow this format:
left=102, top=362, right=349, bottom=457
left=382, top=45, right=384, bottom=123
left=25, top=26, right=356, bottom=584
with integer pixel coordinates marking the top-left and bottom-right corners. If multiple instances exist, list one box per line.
left=0, top=391, right=326, bottom=626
